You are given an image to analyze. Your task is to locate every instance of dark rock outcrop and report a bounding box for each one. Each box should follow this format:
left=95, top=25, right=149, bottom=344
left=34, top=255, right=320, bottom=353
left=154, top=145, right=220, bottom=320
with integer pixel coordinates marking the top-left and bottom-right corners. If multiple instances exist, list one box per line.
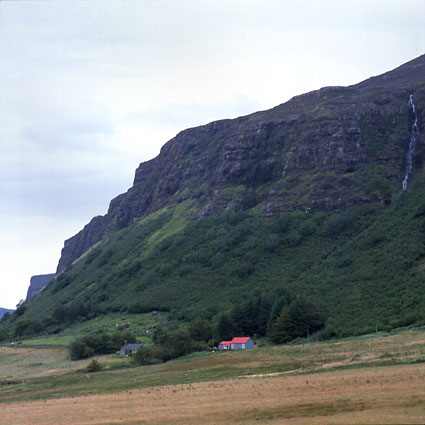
left=26, top=274, right=56, bottom=300
left=56, top=54, right=425, bottom=273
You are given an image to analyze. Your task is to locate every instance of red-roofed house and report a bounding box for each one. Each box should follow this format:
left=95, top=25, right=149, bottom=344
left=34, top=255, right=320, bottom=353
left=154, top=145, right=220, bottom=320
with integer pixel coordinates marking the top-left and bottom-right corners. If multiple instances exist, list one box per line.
left=218, top=341, right=232, bottom=350
left=230, top=337, right=254, bottom=350
left=218, top=337, right=254, bottom=350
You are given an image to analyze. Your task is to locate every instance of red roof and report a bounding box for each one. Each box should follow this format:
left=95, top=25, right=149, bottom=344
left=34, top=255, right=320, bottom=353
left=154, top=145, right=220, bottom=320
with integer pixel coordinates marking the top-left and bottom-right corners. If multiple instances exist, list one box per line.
left=231, top=337, right=251, bottom=344
left=219, top=341, right=232, bottom=346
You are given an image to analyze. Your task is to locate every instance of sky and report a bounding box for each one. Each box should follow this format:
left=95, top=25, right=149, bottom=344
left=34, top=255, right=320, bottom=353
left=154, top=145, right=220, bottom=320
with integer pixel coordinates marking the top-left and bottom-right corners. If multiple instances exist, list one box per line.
left=0, top=0, right=424, bottom=309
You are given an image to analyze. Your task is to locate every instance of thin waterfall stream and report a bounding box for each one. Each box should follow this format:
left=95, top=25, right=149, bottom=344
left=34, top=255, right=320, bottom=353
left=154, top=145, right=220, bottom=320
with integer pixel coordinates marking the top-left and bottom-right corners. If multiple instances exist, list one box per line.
left=402, top=94, right=419, bottom=190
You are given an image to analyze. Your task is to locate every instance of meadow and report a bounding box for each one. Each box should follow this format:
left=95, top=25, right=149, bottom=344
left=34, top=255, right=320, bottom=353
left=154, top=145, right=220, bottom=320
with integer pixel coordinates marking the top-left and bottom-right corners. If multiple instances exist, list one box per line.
left=3, top=364, right=425, bottom=424
left=17, top=311, right=167, bottom=347
left=1, top=329, right=425, bottom=423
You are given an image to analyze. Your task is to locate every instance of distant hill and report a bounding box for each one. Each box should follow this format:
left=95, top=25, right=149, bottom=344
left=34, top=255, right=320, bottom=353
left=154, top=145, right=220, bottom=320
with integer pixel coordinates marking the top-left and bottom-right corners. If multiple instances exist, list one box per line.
left=0, top=308, right=14, bottom=319
left=2, top=54, right=425, bottom=340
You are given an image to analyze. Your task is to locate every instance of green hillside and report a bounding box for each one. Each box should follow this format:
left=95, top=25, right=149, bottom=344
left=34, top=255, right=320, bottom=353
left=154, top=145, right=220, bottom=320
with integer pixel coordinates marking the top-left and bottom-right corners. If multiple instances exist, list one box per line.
left=1, top=55, right=424, bottom=343
left=3, top=170, right=425, bottom=340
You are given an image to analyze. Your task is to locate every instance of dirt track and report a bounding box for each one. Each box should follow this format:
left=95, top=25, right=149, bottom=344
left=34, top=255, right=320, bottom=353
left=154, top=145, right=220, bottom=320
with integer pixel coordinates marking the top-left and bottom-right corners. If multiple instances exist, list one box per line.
left=3, top=363, right=425, bottom=425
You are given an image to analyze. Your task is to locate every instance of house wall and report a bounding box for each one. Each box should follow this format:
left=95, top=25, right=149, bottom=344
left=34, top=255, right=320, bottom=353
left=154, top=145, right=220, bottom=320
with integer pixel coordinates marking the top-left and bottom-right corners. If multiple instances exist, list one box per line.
left=231, top=339, right=254, bottom=350
left=245, top=339, right=254, bottom=349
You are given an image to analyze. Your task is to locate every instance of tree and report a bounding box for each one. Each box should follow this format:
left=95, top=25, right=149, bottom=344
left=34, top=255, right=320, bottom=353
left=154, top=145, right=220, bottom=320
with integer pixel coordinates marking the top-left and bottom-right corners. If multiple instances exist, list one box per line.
left=133, top=345, right=158, bottom=365
left=216, top=313, right=234, bottom=341
left=0, top=328, right=8, bottom=341
left=267, top=292, right=290, bottom=332
left=189, top=316, right=210, bottom=342
left=256, top=294, right=273, bottom=336
left=14, top=319, right=43, bottom=337
left=69, top=330, right=136, bottom=360
left=52, top=305, right=68, bottom=322
left=109, top=330, right=136, bottom=351
left=268, top=306, right=294, bottom=344
left=156, top=329, right=192, bottom=362
left=289, top=297, right=323, bottom=338
left=231, top=297, right=258, bottom=336
left=69, top=338, right=90, bottom=360
left=0, top=312, right=11, bottom=323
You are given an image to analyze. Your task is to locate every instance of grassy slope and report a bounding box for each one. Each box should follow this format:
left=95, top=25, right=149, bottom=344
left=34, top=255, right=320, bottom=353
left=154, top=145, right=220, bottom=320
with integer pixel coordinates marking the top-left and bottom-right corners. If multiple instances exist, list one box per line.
left=19, top=311, right=168, bottom=346
left=7, top=170, right=425, bottom=338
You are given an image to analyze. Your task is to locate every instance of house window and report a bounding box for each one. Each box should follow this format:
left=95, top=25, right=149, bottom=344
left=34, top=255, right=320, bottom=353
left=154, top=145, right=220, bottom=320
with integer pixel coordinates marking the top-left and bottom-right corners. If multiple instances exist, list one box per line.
left=242, top=343, right=245, bottom=349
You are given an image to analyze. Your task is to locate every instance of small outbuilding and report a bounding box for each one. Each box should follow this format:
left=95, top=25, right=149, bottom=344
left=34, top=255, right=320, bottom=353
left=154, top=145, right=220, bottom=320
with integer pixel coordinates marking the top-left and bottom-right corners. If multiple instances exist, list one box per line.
left=118, top=343, right=142, bottom=356
left=218, top=341, right=232, bottom=350
left=218, top=337, right=254, bottom=350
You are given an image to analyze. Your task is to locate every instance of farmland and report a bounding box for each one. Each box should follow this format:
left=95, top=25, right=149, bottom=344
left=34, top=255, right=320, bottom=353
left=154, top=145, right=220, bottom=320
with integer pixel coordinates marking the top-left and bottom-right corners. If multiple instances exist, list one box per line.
left=1, top=329, right=425, bottom=423
left=3, top=364, right=425, bottom=425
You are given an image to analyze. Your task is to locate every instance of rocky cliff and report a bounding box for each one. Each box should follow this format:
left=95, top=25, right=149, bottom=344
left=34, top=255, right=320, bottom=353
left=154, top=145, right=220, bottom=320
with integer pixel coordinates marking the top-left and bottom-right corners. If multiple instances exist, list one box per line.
left=57, top=55, right=425, bottom=273
left=26, top=274, right=56, bottom=300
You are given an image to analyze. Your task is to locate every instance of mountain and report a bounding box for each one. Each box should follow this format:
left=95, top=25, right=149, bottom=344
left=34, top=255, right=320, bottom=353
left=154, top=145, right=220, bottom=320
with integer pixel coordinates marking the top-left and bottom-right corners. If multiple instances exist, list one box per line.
left=3, top=55, right=425, bottom=339
left=57, top=55, right=425, bottom=273
left=26, top=274, right=56, bottom=300
left=0, top=308, right=14, bottom=320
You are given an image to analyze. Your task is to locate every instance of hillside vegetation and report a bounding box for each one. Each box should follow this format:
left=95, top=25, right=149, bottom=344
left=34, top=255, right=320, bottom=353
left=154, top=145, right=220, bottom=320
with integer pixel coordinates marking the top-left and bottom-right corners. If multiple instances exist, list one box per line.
left=3, top=171, right=425, bottom=340
left=1, top=55, right=425, bottom=341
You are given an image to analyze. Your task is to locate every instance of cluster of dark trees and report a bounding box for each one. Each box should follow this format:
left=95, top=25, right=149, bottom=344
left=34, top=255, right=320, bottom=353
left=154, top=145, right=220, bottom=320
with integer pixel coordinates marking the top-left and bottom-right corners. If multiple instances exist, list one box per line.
left=134, top=317, right=215, bottom=365
left=134, top=327, right=194, bottom=365
left=216, top=289, right=324, bottom=344
left=69, top=330, right=135, bottom=360
left=135, top=290, right=324, bottom=365
left=0, top=298, right=100, bottom=340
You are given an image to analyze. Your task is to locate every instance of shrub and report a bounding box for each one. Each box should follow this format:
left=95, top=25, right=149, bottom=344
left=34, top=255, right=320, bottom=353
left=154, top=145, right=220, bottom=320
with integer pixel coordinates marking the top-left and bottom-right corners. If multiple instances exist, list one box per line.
left=69, top=338, right=91, bottom=360
left=266, top=234, right=280, bottom=252
left=156, top=329, right=193, bottom=362
left=86, top=359, right=103, bottom=373
left=137, top=328, right=194, bottom=364
left=323, top=212, right=354, bottom=237
left=299, top=219, right=316, bottom=236
left=235, top=262, right=254, bottom=277
left=14, top=319, right=43, bottom=337
left=0, top=328, right=8, bottom=341
left=287, top=230, right=303, bottom=247
left=133, top=346, right=159, bottom=365
left=69, top=330, right=136, bottom=360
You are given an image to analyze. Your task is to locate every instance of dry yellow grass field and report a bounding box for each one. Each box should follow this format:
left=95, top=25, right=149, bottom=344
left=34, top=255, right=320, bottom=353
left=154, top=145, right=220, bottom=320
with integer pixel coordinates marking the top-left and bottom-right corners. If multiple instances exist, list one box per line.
left=3, top=363, right=425, bottom=424
left=2, top=330, right=425, bottom=424
left=0, top=346, right=125, bottom=378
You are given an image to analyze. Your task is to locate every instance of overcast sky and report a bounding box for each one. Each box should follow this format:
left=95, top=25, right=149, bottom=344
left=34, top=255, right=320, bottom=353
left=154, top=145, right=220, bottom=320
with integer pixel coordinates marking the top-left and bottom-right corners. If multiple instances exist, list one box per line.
left=0, top=0, right=424, bottom=309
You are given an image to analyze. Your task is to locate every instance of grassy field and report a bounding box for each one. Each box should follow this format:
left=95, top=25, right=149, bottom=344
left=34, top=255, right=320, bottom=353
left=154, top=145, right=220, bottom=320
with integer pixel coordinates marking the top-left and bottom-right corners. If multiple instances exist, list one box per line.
left=3, top=364, right=425, bottom=424
left=18, top=311, right=167, bottom=346
left=0, top=346, right=129, bottom=379
left=1, top=330, right=425, bottom=423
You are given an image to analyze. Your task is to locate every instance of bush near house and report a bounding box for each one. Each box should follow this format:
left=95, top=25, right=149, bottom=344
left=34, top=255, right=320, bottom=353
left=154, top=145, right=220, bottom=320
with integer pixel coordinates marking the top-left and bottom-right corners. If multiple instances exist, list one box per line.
left=69, top=330, right=135, bottom=360
left=86, top=359, right=103, bottom=373
left=134, top=328, right=193, bottom=365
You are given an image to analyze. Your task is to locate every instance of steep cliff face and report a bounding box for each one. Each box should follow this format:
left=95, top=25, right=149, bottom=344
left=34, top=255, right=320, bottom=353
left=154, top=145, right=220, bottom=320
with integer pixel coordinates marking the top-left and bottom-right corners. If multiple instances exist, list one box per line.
left=26, top=274, right=56, bottom=300
left=57, top=55, right=425, bottom=273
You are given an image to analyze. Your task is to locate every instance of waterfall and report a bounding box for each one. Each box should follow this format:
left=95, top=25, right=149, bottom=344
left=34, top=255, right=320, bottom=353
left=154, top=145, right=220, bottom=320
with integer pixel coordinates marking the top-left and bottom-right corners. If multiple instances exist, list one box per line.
left=402, top=95, right=419, bottom=191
